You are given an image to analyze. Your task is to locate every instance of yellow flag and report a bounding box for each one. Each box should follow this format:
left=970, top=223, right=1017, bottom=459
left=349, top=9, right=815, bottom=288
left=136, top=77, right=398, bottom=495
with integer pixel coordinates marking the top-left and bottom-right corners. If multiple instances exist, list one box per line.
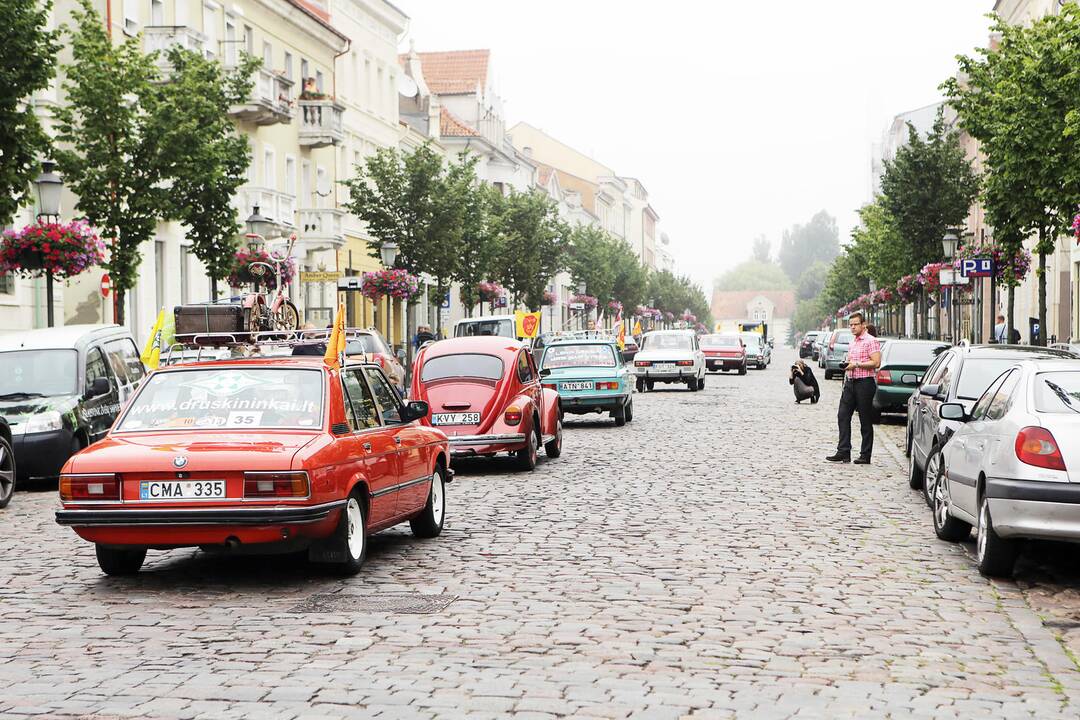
left=632, top=320, right=642, bottom=337
left=323, top=303, right=347, bottom=368
left=616, top=312, right=625, bottom=350
left=515, top=310, right=541, bottom=339
left=140, top=309, right=165, bottom=370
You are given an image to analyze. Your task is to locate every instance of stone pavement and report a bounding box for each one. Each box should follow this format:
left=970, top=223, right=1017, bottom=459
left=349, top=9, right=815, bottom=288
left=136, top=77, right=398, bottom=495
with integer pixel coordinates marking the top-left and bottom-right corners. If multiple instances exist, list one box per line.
left=2, top=346, right=1079, bottom=719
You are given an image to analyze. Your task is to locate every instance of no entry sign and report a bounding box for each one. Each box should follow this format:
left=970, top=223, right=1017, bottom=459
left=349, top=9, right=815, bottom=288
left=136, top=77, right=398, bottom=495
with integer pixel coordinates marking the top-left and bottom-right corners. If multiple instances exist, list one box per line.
left=100, top=273, right=111, bottom=298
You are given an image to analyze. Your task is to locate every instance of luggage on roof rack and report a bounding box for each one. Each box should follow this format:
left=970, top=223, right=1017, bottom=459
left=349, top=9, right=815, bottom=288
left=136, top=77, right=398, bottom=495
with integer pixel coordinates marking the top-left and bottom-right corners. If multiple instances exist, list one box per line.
left=174, top=304, right=248, bottom=345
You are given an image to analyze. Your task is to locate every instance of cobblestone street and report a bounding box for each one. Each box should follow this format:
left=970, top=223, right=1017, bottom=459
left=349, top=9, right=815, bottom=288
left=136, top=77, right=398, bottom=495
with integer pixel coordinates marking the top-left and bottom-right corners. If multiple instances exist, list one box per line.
left=3, top=347, right=1080, bottom=719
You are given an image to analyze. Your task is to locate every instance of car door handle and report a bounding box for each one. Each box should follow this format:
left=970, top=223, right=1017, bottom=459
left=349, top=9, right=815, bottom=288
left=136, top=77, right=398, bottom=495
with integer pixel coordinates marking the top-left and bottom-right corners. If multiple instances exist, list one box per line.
left=394, top=436, right=402, bottom=445
left=362, top=442, right=372, bottom=451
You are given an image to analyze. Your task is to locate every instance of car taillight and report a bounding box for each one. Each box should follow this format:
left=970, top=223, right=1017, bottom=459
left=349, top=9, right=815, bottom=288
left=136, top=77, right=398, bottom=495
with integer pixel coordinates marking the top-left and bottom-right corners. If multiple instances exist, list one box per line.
left=1015, top=427, right=1066, bottom=471
left=876, top=370, right=891, bottom=385
left=243, top=471, right=310, bottom=498
left=59, top=474, right=121, bottom=502
left=596, top=381, right=620, bottom=390
left=634, top=360, right=651, bottom=367
left=676, top=360, right=694, bottom=366
left=504, top=406, right=522, bottom=426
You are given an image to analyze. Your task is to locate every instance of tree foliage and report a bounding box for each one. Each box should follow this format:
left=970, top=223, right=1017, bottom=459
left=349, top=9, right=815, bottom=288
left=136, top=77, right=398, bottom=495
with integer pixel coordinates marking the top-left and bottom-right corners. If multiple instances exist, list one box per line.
left=566, top=223, right=615, bottom=309
left=778, top=211, right=840, bottom=282
left=648, top=270, right=712, bottom=327
left=714, top=260, right=791, bottom=292
left=0, top=0, right=60, bottom=228
left=751, top=235, right=770, bottom=264
left=795, top=261, right=829, bottom=302
left=453, top=183, right=502, bottom=314
left=491, top=189, right=568, bottom=310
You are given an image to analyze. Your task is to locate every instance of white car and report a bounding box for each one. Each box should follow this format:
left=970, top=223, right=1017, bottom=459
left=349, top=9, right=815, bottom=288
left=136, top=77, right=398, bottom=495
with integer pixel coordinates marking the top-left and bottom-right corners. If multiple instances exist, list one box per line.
left=633, top=330, right=706, bottom=392
left=933, top=359, right=1080, bottom=578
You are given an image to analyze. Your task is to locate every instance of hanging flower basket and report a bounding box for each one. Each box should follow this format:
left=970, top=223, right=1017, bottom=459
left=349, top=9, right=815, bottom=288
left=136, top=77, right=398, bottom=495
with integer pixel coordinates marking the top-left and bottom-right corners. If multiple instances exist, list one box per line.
left=362, top=268, right=420, bottom=301
left=918, top=262, right=948, bottom=295
left=607, top=300, right=623, bottom=314
left=227, top=246, right=297, bottom=290
left=541, top=290, right=556, bottom=306
left=663, top=311, right=674, bottom=322
left=896, top=274, right=919, bottom=303
left=0, top=220, right=105, bottom=279
left=477, top=281, right=504, bottom=303
left=681, top=311, right=697, bottom=323
left=570, top=293, right=597, bottom=309
left=952, top=243, right=1031, bottom=283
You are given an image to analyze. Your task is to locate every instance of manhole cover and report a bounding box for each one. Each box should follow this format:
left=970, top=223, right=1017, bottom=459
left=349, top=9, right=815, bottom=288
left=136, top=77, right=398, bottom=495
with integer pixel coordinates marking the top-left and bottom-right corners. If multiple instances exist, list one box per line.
left=288, top=593, right=457, bottom=614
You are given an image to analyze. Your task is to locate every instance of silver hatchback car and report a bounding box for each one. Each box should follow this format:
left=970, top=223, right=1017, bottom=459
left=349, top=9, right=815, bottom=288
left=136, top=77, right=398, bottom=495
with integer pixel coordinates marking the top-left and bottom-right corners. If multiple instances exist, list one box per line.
left=933, top=359, right=1080, bottom=578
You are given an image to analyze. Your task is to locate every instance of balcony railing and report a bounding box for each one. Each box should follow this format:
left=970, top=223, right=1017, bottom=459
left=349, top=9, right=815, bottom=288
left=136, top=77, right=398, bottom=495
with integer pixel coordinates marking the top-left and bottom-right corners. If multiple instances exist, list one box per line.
left=229, top=68, right=294, bottom=126
left=143, top=26, right=207, bottom=75
left=298, top=99, right=345, bottom=148
left=298, top=207, right=345, bottom=249
left=233, top=186, right=296, bottom=231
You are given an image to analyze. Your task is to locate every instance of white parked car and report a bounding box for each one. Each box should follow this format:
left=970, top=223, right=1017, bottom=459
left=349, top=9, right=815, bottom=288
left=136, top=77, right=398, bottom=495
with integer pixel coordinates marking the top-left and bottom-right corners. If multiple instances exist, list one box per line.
left=632, top=330, right=706, bottom=392
left=933, top=359, right=1080, bottom=578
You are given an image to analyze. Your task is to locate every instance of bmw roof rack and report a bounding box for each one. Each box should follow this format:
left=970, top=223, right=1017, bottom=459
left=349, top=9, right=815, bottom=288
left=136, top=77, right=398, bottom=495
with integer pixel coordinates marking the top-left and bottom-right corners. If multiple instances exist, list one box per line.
left=162, top=328, right=372, bottom=366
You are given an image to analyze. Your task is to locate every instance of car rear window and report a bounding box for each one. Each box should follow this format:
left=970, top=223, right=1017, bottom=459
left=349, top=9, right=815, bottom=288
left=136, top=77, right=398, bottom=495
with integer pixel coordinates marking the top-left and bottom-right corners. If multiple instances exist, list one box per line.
left=701, top=335, right=739, bottom=348
left=421, top=353, right=504, bottom=382
left=956, top=358, right=1019, bottom=400
left=1034, top=372, right=1080, bottom=414
left=117, top=368, right=324, bottom=431
left=455, top=320, right=515, bottom=338
left=542, top=344, right=616, bottom=369
left=641, top=334, right=691, bottom=351
left=834, top=332, right=854, bottom=344
left=884, top=343, right=948, bottom=366
left=346, top=335, right=384, bottom=355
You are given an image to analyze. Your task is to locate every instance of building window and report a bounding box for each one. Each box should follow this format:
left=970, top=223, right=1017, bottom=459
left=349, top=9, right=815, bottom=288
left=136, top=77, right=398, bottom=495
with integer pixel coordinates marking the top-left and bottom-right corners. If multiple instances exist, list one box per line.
left=243, top=24, right=253, bottom=55
left=224, top=17, right=236, bottom=66
left=202, top=2, right=218, bottom=59
left=150, top=0, right=164, bottom=26
left=283, top=51, right=293, bottom=81
left=262, top=41, right=272, bottom=68
left=376, top=67, right=384, bottom=115
left=263, top=146, right=275, bottom=188
left=284, top=155, right=296, bottom=197
left=0, top=274, right=14, bottom=296
left=316, top=70, right=324, bottom=93
left=301, top=58, right=310, bottom=85
left=123, top=0, right=138, bottom=34
left=364, top=59, right=371, bottom=108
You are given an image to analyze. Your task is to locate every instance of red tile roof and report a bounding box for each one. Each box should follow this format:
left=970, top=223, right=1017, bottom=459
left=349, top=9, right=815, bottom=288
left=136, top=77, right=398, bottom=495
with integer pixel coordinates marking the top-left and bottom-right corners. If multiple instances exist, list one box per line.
left=440, top=107, right=479, bottom=137
left=407, top=50, right=489, bottom=95
left=712, top=290, right=796, bottom=321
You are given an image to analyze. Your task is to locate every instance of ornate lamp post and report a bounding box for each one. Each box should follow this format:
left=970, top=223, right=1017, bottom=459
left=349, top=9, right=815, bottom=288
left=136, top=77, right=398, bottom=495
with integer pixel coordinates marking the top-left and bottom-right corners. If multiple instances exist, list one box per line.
left=942, top=231, right=959, bottom=343
left=34, top=161, right=63, bottom=327
left=379, top=241, right=399, bottom=343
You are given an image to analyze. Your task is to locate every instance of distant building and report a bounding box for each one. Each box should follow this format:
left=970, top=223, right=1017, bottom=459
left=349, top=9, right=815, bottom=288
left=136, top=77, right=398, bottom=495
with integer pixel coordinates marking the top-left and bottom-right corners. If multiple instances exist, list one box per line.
left=869, top=102, right=949, bottom=198
left=711, top=290, right=795, bottom=339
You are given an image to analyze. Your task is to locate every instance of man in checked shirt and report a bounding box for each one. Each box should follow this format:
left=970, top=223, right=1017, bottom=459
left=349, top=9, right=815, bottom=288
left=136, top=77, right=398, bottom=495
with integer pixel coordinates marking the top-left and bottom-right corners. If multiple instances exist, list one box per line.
left=826, top=312, right=881, bottom=465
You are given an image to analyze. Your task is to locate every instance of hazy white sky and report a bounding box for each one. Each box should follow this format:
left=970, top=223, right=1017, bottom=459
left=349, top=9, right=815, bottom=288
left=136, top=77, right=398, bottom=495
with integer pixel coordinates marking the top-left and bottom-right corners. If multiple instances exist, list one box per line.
left=399, top=1, right=993, bottom=292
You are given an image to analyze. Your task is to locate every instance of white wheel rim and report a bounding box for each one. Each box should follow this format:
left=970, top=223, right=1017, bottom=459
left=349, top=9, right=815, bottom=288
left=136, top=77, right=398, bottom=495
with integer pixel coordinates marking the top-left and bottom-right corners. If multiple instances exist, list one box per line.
left=431, top=471, right=444, bottom=524
left=977, top=501, right=988, bottom=561
left=926, top=453, right=939, bottom=496
left=346, top=498, right=364, bottom=559
left=934, top=476, right=949, bottom=530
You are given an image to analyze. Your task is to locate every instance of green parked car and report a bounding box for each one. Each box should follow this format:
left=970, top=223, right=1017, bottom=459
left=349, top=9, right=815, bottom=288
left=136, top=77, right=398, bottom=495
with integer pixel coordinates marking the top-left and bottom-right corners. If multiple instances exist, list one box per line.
left=539, top=337, right=633, bottom=426
left=872, top=340, right=949, bottom=417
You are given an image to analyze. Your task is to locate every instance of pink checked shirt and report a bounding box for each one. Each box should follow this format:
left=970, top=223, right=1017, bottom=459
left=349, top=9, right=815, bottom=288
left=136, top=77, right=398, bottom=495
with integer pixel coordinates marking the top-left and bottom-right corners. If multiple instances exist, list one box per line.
left=846, top=332, right=881, bottom=380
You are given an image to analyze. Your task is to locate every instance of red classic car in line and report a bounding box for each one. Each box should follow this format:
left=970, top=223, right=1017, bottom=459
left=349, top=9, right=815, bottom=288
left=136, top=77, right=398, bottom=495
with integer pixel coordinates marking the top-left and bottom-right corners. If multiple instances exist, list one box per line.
left=700, top=334, right=747, bottom=374
left=409, top=337, right=563, bottom=470
left=55, top=356, right=450, bottom=576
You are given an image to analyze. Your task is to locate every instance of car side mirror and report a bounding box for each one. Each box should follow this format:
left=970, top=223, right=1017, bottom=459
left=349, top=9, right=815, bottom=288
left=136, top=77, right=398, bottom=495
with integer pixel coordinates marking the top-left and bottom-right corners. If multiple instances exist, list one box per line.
left=919, top=383, right=941, bottom=398
left=900, top=373, right=921, bottom=385
left=539, top=368, right=551, bottom=377
left=939, top=403, right=968, bottom=422
left=83, top=376, right=110, bottom=400
left=399, top=400, right=429, bottom=423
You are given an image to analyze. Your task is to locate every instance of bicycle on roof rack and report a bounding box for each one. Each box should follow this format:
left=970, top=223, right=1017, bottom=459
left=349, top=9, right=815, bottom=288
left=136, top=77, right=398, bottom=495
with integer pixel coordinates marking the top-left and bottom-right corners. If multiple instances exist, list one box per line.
left=241, top=232, right=301, bottom=334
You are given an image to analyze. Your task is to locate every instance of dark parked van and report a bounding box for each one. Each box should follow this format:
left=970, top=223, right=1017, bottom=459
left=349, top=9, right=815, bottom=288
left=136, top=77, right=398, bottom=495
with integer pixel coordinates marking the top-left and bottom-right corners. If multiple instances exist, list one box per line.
left=0, top=325, right=145, bottom=484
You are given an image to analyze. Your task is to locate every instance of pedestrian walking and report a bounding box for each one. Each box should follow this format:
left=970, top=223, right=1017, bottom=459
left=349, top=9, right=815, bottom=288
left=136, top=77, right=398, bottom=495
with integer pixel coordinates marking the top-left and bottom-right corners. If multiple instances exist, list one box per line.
left=826, top=312, right=881, bottom=465
left=993, top=314, right=1006, bottom=343
left=413, top=324, right=435, bottom=349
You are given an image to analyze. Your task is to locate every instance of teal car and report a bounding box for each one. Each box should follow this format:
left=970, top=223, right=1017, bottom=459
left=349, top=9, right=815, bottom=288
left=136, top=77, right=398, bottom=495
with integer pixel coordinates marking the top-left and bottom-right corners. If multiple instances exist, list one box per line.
left=539, top=339, right=634, bottom=426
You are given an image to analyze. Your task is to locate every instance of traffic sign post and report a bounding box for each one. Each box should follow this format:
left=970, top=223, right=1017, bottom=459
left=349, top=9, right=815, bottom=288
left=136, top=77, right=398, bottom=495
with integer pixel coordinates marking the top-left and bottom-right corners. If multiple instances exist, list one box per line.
left=100, top=273, right=111, bottom=298
left=959, top=258, right=994, bottom=278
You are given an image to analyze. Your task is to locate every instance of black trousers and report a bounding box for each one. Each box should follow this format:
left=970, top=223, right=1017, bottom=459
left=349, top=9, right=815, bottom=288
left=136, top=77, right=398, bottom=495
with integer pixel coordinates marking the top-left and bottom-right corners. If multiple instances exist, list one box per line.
left=837, top=377, right=876, bottom=458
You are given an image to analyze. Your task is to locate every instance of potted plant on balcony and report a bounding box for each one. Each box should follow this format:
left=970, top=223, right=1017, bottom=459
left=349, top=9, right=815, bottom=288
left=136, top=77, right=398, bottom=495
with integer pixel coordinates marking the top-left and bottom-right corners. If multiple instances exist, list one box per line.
left=298, top=77, right=328, bottom=101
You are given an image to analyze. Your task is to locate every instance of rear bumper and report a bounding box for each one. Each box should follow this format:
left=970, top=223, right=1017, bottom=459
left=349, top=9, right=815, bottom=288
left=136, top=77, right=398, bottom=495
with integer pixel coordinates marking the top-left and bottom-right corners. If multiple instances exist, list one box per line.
left=873, top=386, right=914, bottom=410
left=987, top=479, right=1080, bottom=541
left=561, top=394, right=629, bottom=413
left=448, top=433, right=526, bottom=457
left=56, top=500, right=346, bottom=527
left=636, top=369, right=697, bottom=380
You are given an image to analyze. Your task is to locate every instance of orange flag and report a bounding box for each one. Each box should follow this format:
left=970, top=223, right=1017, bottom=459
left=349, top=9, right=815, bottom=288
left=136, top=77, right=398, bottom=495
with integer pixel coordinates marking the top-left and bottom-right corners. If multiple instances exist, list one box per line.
left=323, top=303, right=346, bottom=368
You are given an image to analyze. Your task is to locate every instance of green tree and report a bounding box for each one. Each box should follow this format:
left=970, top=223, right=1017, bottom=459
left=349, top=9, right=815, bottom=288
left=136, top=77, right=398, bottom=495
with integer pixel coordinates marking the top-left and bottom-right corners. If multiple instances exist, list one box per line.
left=566, top=223, right=616, bottom=307
left=493, top=189, right=567, bottom=309
left=751, top=234, right=770, bottom=263
left=778, top=211, right=840, bottom=282
left=609, top=239, right=648, bottom=312
left=54, top=0, right=163, bottom=324
left=795, top=261, right=829, bottom=301
left=714, top=260, right=792, bottom=292
left=878, top=109, right=978, bottom=279
left=453, top=183, right=503, bottom=316
left=943, top=8, right=1080, bottom=345
left=792, top=296, right=828, bottom=334
left=647, top=270, right=712, bottom=327
left=150, top=47, right=258, bottom=300
left=0, top=0, right=59, bottom=227
left=851, top=197, right=910, bottom=288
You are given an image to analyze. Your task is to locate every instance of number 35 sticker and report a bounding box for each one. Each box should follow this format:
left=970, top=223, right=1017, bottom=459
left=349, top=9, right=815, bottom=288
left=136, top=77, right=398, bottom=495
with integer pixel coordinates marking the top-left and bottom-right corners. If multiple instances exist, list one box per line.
left=226, top=411, right=262, bottom=427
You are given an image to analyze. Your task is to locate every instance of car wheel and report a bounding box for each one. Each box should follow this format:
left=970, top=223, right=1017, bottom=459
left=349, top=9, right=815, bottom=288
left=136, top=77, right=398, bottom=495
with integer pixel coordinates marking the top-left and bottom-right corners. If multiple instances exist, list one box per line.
left=646, top=380, right=654, bottom=392
left=544, top=417, right=563, bottom=457
left=95, top=545, right=147, bottom=576
left=697, top=377, right=705, bottom=390
left=922, top=446, right=944, bottom=507
left=410, top=465, right=446, bottom=538
left=907, top=444, right=925, bottom=490
left=976, top=494, right=1018, bottom=578
left=738, top=365, right=747, bottom=376
left=932, top=472, right=971, bottom=542
left=516, top=427, right=538, bottom=471
left=685, top=378, right=696, bottom=391
left=635, top=378, right=645, bottom=393
left=904, top=426, right=913, bottom=458
left=0, top=435, right=16, bottom=510
left=613, top=403, right=627, bottom=426
left=625, top=399, right=634, bottom=422
left=824, top=370, right=832, bottom=380
left=333, top=492, right=367, bottom=575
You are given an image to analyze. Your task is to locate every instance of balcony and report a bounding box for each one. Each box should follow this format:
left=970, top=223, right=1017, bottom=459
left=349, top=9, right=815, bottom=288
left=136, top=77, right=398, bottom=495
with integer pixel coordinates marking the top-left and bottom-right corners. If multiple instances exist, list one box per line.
left=298, top=99, right=345, bottom=148
left=229, top=68, right=294, bottom=126
left=143, top=26, right=207, bottom=75
left=233, top=186, right=296, bottom=234
left=298, top=207, right=346, bottom=250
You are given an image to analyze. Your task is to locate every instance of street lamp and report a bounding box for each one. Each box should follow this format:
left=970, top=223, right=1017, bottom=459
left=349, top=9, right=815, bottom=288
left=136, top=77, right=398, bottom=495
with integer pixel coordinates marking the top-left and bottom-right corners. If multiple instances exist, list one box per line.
left=34, top=161, right=63, bottom=327
left=245, top=205, right=274, bottom=242
left=942, top=231, right=959, bottom=343
left=378, top=240, right=400, bottom=343
left=941, top=231, right=959, bottom=260
left=576, top=282, right=587, bottom=329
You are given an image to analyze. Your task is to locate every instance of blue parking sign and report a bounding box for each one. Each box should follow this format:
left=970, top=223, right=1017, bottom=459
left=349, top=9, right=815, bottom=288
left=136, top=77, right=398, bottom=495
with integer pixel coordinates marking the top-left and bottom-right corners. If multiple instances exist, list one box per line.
left=960, top=258, right=994, bottom=278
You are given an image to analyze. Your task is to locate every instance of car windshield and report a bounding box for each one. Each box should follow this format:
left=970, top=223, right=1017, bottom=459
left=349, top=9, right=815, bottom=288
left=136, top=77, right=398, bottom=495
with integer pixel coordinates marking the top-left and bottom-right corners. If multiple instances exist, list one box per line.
left=956, top=358, right=1020, bottom=400
left=739, top=334, right=761, bottom=347
left=542, top=344, right=617, bottom=369
left=1034, top=372, right=1080, bottom=414
left=834, top=332, right=854, bottom=344
left=701, top=335, right=739, bottom=348
left=642, top=334, right=691, bottom=351
left=884, top=343, right=948, bottom=366
left=455, top=320, right=515, bottom=338
left=117, top=367, right=324, bottom=431
left=0, top=350, right=78, bottom=397
left=421, top=353, right=504, bottom=382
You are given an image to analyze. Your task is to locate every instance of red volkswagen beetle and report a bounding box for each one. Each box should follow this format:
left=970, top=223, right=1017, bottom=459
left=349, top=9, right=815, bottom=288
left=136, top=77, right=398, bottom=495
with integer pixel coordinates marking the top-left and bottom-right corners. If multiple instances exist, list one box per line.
left=410, top=337, right=563, bottom=470
left=56, top=356, right=450, bottom=576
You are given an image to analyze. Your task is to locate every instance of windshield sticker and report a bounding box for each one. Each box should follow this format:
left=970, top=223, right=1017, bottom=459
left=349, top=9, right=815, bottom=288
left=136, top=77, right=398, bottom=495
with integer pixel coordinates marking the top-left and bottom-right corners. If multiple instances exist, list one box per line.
left=298, top=418, right=314, bottom=426
left=195, top=415, right=227, bottom=427
left=226, top=411, right=263, bottom=427
left=182, top=372, right=263, bottom=397
left=83, top=403, right=121, bottom=419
